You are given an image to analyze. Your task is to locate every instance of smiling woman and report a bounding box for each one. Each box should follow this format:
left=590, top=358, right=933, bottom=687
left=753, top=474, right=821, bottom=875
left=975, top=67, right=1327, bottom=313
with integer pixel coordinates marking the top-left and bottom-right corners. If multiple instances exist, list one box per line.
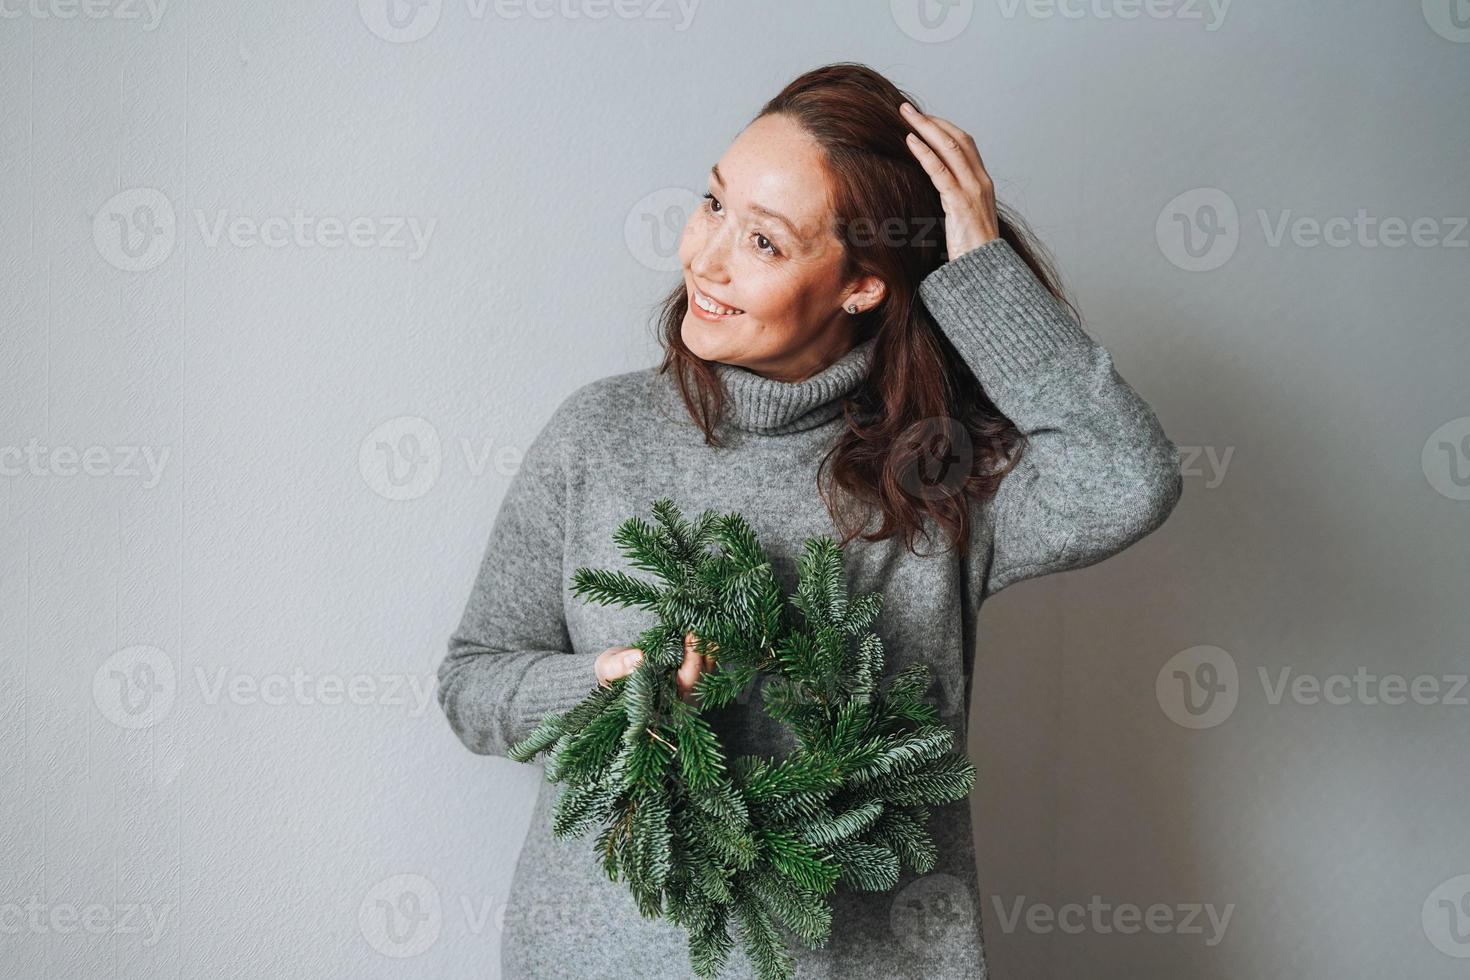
left=438, top=61, right=1183, bottom=980
left=658, top=65, right=1103, bottom=558
left=677, top=136, right=861, bottom=382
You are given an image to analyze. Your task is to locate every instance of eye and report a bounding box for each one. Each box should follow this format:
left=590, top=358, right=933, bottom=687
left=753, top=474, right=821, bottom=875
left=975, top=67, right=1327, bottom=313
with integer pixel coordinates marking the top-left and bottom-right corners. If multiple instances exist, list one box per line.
left=702, top=192, right=781, bottom=258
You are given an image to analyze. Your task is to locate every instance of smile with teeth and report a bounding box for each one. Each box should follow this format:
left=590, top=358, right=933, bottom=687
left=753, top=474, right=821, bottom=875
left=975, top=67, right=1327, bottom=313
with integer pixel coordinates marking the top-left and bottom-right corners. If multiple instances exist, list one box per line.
left=693, top=289, right=745, bottom=316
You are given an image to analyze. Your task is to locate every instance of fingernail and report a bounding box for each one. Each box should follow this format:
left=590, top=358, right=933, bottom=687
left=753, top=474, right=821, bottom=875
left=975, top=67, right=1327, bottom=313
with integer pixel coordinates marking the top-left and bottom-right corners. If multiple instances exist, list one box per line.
left=900, top=101, right=915, bottom=114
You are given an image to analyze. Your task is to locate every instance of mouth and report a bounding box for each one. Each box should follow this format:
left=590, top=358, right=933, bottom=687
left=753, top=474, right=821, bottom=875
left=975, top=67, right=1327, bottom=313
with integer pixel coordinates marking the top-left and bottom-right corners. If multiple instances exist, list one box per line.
left=690, top=287, right=746, bottom=321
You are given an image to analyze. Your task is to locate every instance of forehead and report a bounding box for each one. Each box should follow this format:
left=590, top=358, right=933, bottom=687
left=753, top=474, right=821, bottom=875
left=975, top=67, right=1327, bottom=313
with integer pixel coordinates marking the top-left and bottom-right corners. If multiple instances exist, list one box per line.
left=714, top=115, right=834, bottom=231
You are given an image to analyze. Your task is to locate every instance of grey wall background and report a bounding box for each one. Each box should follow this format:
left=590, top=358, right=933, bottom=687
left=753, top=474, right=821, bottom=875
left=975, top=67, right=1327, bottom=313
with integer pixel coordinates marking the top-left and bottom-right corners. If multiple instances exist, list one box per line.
left=2, top=1, right=1467, bottom=977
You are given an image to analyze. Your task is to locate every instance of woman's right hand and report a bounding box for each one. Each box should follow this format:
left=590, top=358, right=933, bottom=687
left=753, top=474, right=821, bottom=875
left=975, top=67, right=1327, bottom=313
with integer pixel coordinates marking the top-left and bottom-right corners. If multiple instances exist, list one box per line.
left=595, top=632, right=717, bottom=704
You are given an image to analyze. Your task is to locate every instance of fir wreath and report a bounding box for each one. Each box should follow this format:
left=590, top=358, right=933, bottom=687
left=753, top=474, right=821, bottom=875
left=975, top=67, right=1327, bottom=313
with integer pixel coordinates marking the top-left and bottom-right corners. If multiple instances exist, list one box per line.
left=507, top=498, right=975, bottom=980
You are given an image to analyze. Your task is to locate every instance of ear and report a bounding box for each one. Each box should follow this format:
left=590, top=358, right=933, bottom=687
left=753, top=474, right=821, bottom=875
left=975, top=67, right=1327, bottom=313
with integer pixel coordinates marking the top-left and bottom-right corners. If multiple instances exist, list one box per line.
left=846, top=273, right=887, bottom=311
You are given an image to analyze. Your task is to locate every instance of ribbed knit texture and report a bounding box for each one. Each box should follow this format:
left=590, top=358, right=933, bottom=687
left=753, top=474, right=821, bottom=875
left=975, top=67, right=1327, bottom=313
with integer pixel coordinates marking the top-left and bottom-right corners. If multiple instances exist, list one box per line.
left=712, top=334, right=878, bottom=434
left=437, top=237, right=1184, bottom=979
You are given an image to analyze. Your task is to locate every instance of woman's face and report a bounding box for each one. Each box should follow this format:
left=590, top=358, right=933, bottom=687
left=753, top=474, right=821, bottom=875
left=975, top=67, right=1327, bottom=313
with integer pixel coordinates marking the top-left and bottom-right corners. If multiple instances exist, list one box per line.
left=679, top=113, right=884, bottom=383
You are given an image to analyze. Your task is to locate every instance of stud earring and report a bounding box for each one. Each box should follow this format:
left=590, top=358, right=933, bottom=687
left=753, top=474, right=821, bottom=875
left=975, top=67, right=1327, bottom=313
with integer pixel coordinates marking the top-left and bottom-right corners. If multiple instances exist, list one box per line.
left=846, top=304, right=859, bottom=314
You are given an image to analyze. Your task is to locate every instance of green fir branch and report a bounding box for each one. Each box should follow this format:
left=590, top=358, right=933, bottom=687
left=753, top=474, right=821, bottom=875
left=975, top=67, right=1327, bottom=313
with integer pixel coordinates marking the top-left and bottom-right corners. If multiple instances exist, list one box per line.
left=504, top=499, right=970, bottom=980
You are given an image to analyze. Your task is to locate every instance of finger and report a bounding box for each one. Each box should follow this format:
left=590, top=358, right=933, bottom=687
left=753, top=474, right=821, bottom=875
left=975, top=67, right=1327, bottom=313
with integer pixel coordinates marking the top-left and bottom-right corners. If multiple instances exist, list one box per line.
left=904, top=128, right=966, bottom=202
left=901, top=104, right=983, bottom=197
left=902, top=104, right=978, bottom=177
left=924, top=113, right=990, bottom=185
left=601, top=647, right=642, bottom=686
left=676, top=644, right=703, bottom=694
left=687, top=631, right=718, bottom=659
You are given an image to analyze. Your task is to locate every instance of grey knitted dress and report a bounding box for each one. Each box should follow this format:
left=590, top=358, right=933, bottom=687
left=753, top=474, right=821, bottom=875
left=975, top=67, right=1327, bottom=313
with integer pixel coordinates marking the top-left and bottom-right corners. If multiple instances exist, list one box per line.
left=436, top=237, right=1184, bottom=979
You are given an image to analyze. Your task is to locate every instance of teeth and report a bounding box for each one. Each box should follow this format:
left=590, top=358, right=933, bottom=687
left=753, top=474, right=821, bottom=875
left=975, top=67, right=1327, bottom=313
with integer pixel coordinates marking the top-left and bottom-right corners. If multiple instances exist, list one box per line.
left=695, top=291, right=743, bottom=316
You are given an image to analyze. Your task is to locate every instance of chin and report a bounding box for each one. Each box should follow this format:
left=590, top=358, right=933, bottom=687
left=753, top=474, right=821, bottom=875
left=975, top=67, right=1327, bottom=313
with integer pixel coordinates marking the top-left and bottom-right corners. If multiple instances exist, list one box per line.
left=681, top=311, right=735, bottom=363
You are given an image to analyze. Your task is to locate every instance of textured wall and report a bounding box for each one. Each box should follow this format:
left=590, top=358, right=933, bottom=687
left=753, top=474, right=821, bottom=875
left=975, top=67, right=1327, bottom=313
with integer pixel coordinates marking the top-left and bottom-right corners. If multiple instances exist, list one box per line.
left=2, top=1, right=1467, bottom=977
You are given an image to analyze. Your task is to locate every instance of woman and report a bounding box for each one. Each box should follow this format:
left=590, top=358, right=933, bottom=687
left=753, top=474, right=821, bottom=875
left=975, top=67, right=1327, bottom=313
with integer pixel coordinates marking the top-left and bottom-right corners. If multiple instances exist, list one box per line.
left=437, top=63, right=1183, bottom=979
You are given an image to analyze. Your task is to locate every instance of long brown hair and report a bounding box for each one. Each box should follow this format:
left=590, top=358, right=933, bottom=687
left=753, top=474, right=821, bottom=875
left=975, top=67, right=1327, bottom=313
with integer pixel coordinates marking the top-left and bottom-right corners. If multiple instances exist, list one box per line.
left=653, top=62, right=1083, bottom=558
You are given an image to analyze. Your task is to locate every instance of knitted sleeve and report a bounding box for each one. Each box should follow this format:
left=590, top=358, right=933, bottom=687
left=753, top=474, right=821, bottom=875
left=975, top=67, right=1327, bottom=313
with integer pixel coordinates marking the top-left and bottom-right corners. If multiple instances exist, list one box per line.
left=916, top=237, right=1184, bottom=600
left=436, top=397, right=602, bottom=757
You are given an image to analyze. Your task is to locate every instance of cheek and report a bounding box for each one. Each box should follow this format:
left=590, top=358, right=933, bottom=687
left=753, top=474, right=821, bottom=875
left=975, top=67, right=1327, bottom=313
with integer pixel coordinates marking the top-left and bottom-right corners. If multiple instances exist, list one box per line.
left=746, top=275, right=810, bottom=323
left=678, top=215, right=704, bottom=267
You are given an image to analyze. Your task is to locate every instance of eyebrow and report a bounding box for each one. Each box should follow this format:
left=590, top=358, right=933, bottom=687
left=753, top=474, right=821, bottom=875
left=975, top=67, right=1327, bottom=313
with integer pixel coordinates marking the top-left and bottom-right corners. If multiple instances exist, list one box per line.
left=709, top=164, right=800, bottom=238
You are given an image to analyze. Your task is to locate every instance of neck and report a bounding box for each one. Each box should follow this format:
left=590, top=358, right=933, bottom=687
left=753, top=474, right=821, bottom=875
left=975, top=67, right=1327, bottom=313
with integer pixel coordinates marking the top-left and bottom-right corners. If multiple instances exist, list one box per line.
left=706, top=333, right=879, bottom=435
left=733, top=331, right=857, bottom=384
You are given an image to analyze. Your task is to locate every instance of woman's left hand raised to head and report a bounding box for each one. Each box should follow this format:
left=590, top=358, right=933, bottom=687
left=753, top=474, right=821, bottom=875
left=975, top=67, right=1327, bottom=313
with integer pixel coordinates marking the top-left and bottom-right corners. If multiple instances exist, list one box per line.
left=900, top=101, right=1001, bottom=262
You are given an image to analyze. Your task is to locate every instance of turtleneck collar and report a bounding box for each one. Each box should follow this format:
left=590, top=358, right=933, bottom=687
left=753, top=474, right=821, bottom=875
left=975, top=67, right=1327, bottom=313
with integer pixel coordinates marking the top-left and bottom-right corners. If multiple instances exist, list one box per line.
left=709, top=334, right=878, bottom=435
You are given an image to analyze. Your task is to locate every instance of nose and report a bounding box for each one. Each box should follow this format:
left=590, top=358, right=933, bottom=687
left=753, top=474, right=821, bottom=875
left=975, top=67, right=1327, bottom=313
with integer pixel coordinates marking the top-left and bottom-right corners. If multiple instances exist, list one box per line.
left=688, top=214, right=732, bottom=283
